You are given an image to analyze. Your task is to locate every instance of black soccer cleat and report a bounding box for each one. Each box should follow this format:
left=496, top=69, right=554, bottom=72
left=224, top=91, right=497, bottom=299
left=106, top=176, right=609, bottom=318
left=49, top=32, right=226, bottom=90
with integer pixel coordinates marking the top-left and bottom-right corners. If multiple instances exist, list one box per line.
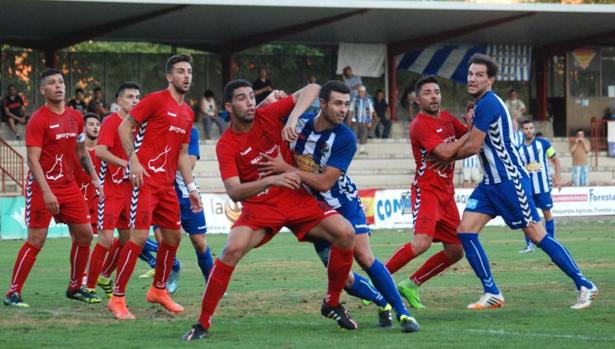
left=377, top=304, right=393, bottom=328
left=182, top=324, right=209, bottom=341
left=321, top=301, right=358, bottom=330
left=399, top=315, right=421, bottom=333
left=66, top=287, right=101, bottom=304
left=4, top=292, right=29, bottom=307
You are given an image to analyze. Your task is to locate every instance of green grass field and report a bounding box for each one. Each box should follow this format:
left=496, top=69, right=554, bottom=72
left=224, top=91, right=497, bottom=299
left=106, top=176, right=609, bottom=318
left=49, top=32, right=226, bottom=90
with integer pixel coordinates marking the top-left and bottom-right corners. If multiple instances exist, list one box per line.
left=1, top=222, right=614, bottom=349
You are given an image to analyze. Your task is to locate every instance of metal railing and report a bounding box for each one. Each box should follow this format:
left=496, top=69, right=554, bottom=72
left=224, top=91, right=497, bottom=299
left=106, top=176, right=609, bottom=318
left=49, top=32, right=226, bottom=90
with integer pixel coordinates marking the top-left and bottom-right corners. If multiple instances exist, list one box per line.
left=590, top=117, right=608, bottom=167
left=0, top=138, right=25, bottom=196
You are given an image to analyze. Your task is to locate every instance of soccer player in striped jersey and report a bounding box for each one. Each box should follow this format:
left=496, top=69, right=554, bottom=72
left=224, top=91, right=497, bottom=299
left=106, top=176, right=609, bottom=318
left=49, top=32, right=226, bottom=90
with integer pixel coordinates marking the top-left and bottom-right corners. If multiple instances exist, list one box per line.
left=257, top=80, right=419, bottom=332
left=434, top=53, right=597, bottom=310
left=517, top=120, right=562, bottom=253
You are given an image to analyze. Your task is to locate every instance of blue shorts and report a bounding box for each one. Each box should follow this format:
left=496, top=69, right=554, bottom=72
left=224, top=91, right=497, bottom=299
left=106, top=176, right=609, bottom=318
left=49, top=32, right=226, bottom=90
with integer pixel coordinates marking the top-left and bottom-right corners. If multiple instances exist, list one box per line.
left=179, top=197, right=207, bottom=235
left=533, top=192, right=553, bottom=211
left=465, top=177, right=540, bottom=229
left=336, top=200, right=370, bottom=235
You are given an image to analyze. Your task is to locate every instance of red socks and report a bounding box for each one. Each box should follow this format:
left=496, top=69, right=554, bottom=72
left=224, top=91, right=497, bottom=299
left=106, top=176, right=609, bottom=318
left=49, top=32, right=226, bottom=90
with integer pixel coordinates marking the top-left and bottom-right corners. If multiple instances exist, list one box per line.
left=86, top=244, right=109, bottom=289
left=385, top=243, right=415, bottom=274
left=101, top=238, right=122, bottom=278
left=410, top=250, right=457, bottom=286
left=326, top=246, right=354, bottom=307
left=112, top=241, right=142, bottom=296
left=68, top=240, right=90, bottom=292
left=7, top=242, right=40, bottom=295
left=153, top=242, right=178, bottom=289
left=199, top=259, right=235, bottom=329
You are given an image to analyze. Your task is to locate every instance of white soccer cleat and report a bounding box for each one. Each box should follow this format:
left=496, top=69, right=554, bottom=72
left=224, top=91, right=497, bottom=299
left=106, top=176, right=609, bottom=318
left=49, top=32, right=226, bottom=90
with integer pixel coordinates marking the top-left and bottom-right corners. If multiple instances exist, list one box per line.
left=571, top=284, right=599, bottom=310
left=467, top=292, right=505, bottom=310
left=519, top=244, right=535, bottom=254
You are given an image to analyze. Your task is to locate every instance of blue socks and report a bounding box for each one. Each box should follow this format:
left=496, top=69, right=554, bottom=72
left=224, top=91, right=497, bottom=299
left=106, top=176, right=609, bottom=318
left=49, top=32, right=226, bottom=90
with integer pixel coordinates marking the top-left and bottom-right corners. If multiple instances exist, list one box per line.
left=196, top=245, right=214, bottom=281
left=365, top=259, right=410, bottom=318
left=545, top=219, right=555, bottom=238
left=537, top=235, right=592, bottom=290
left=345, top=272, right=387, bottom=308
left=139, top=238, right=158, bottom=269
left=458, top=233, right=500, bottom=295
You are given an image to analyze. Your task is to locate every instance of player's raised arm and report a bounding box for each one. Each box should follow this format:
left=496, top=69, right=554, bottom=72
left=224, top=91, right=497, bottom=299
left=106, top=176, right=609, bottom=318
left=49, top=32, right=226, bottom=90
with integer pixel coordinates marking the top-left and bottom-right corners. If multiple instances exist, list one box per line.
left=282, top=83, right=321, bottom=142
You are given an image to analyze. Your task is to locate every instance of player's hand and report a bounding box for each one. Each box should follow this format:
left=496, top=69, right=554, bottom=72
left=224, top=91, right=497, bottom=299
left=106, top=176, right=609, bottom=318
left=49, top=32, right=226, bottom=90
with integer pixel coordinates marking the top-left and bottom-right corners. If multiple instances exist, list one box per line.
left=267, top=172, right=301, bottom=190
left=93, top=178, right=104, bottom=199
left=257, top=146, right=293, bottom=176
left=129, top=156, right=149, bottom=187
left=189, top=190, right=203, bottom=213
left=464, top=107, right=475, bottom=127
left=554, top=178, right=563, bottom=192
left=43, top=190, right=60, bottom=215
left=282, top=118, right=299, bottom=142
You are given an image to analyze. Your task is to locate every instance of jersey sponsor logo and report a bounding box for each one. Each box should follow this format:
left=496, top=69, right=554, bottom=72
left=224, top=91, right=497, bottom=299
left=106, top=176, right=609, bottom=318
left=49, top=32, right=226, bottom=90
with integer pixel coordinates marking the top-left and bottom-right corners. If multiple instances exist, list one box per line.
left=55, top=132, right=77, bottom=140
left=168, top=125, right=186, bottom=134
left=49, top=124, right=60, bottom=129
left=240, top=147, right=252, bottom=156
left=45, top=154, right=64, bottom=181
left=167, top=111, right=177, bottom=117
left=147, top=145, right=172, bottom=173
left=249, top=145, right=277, bottom=165
left=295, top=154, right=320, bottom=173
left=525, top=162, right=542, bottom=172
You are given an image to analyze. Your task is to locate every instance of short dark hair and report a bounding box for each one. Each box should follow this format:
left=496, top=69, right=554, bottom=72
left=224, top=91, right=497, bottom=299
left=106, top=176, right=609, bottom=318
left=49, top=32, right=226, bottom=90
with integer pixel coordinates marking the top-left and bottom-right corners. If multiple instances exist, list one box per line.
left=320, top=80, right=350, bottom=102
left=7, top=84, right=15, bottom=89
left=509, top=88, right=517, bottom=95
left=576, top=128, right=584, bottom=134
left=117, top=81, right=141, bottom=97
left=204, top=89, right=215, bottom=98
left=224, top=79, right=252, bottom=103
left=40, top=68, right=62, bottom=82
left=75, top=88, right=84, bottom=94
left=414, top=75, right=439, bottom=95
left=375, top=89, right=384, bottom=95
left=521, top=119, right=533, bottom=126
left=469, top=53, right=498, bottom=78
left=84, top=112, right=99, bottom=123
left=165, top=54, right=193, bottom=73
left=93, top=86, right=102, bottom=93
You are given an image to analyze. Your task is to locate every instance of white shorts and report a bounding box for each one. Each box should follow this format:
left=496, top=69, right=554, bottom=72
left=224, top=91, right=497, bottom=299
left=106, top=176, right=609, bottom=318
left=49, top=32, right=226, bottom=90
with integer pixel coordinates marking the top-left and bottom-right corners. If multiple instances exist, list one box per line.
left=462, top=167, right=481, bottom=183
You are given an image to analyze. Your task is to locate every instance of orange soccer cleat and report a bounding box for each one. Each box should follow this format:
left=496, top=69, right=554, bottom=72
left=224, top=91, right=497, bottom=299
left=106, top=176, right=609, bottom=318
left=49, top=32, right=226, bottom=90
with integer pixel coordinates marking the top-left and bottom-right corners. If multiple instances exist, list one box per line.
left=108, top=295, right=136, bottom=320
left=145, top=286, right=184, bottom=314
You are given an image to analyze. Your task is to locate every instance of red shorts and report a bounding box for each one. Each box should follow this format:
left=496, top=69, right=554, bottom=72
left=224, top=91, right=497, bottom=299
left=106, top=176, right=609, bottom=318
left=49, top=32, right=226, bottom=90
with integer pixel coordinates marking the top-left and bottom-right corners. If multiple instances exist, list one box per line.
left=98, top=182, right=131, bottom=231
left=234, top=190, right=338, bottom=244
left=131, top=183, right=180, bottom=230
left=85, top=194, right=98, bottom=234
left=412, top=187, right=460, bottom=244
left=26, top=181, right=91, bottom=228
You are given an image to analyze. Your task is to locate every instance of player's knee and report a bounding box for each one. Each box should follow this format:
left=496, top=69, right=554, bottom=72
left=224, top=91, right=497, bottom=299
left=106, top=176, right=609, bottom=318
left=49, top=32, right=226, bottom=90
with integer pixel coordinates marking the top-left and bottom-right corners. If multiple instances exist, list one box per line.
left=445, top=244, right=464, bottom=261
left=190, top=234, right=206, bottom=251
left=220, top=243, right=247, bottom=265
left=334, top=222, right=355, bottom=248
left=344, top=273, right=355, bottom=289
left=354, top=247, right=375, bottom=269
left=412, top=240, right=431, bottom=255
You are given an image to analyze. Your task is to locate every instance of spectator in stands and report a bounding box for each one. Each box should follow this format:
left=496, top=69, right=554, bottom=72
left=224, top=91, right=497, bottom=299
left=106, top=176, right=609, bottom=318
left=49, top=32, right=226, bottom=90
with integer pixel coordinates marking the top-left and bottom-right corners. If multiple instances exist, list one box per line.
left=306, top=75, right=320, bottom=114
left=505, top=88, right=526, bottom=123
left=109, top=92, right=121, bottom=113
left=401, top=88, right=418, bottom=121
left=199, top=89, right=225, bottom=140
left=462, top=155, right=481, bottom=188
left=253, top=68, right=273, bottom=105
left=67, top=88, right=87, bottom=114
left=373, top=89, right=391, bottom=139
left=87, top=86, right=108, bottom=116
left=348, top=85, right=374, bottom=154
left=2, top=84, right=27, bottom=140
left=570, top=129, right=591, bottom=186
left=342, top=66, right=363, bottom=101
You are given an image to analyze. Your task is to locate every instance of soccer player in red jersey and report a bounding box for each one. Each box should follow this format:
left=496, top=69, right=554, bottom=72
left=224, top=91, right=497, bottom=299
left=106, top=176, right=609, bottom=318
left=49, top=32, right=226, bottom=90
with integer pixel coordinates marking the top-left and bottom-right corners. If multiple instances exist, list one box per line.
left=385, top=75, right=468, bottom=308
left=182, top=80, right=357, bottom=341
left=73, top=113, right=101, bottom=236
left=85, top=82, right=141, bottom=299
left=107, top=55, right=202, bottom=320
left=4, top=68, right=102, bottom=307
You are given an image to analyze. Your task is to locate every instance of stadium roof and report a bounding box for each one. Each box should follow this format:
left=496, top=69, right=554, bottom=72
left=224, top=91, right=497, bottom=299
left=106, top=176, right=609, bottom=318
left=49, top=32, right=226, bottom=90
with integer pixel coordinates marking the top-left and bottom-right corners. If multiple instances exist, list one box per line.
left=1, top=0, right=615, bottom=56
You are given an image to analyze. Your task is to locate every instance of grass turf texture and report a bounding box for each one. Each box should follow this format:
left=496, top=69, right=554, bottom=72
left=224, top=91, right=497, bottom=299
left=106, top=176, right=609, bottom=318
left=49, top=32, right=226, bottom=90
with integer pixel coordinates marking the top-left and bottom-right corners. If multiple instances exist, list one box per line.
left=1, top=222, right=613, bottom=348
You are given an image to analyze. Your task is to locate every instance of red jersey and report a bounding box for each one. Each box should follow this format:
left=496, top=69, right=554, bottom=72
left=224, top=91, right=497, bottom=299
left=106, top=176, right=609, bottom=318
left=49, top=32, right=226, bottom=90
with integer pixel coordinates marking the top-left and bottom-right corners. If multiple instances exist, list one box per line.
left=74, top=147, right=100, bottom=201
left=98, top=112, right=130, bottom=196
left=131, top=90, right=193, bottom=187
left=25, top=105, right=84, bottom=189
left=409, top=111, right=467, bottom=195
left=216, top=96, right=297, bottom=204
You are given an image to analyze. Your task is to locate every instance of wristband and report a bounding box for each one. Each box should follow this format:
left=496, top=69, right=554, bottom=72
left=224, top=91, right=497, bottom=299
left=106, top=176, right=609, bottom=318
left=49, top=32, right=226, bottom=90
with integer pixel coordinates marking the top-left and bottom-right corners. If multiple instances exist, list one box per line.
left=187, top=182, right=198, bottom=192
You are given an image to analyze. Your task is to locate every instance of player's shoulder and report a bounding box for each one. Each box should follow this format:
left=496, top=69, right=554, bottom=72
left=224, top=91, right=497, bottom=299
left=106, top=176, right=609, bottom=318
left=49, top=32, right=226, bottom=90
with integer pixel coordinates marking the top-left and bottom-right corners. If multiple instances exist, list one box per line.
left=333, top=123, right=356, bottom=145
left=29, top=106, right=48, bottom=121
left=216, top=130, right=237, bottom=153
left=476, top=91, right=504, bottom=110
left=536, top=137, right=552, bottom=148
left=140, top=89, right=166, bottom=104
left=101, top=112, right=119, bottom=125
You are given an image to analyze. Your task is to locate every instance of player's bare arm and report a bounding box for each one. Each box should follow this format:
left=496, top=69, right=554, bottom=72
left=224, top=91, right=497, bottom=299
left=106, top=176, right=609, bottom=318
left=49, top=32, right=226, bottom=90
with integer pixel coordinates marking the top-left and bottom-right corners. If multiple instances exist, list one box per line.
left=27, top=146, right=59, bottom=214
left=223, top=173, right=301, bottom=202
left=256, top=90, right=288, bottom=108
left=178, top=143, right=203, bottom=212
left=430, top=133, right=471, bottom=161
left=119, top=114, right=149, bottom=187
left=77, top=140, right=104, bottom=198
left=282, top=83, right=321, bottom=142
left=257, top=150, right=341, bottom=192
left=549, top=153, right=563, bottom=191
left=452, top=127, right=486, bottom=160
left=95, top=145, right=128, bottom=168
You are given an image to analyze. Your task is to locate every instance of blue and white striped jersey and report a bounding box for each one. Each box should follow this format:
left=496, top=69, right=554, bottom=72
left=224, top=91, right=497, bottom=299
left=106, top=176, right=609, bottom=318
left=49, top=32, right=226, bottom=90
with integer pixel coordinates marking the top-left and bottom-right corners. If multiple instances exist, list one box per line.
left=289, top=113, right=359, bottom=209
left=512, top=129, right=524, bottom=148
left=175, top=127, right=200, bottom=198
left=518, top=137, right=556, bottom=194
left=463, top=154, right=480, bottom=169
left=473, top=91, right=528, bottom=184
